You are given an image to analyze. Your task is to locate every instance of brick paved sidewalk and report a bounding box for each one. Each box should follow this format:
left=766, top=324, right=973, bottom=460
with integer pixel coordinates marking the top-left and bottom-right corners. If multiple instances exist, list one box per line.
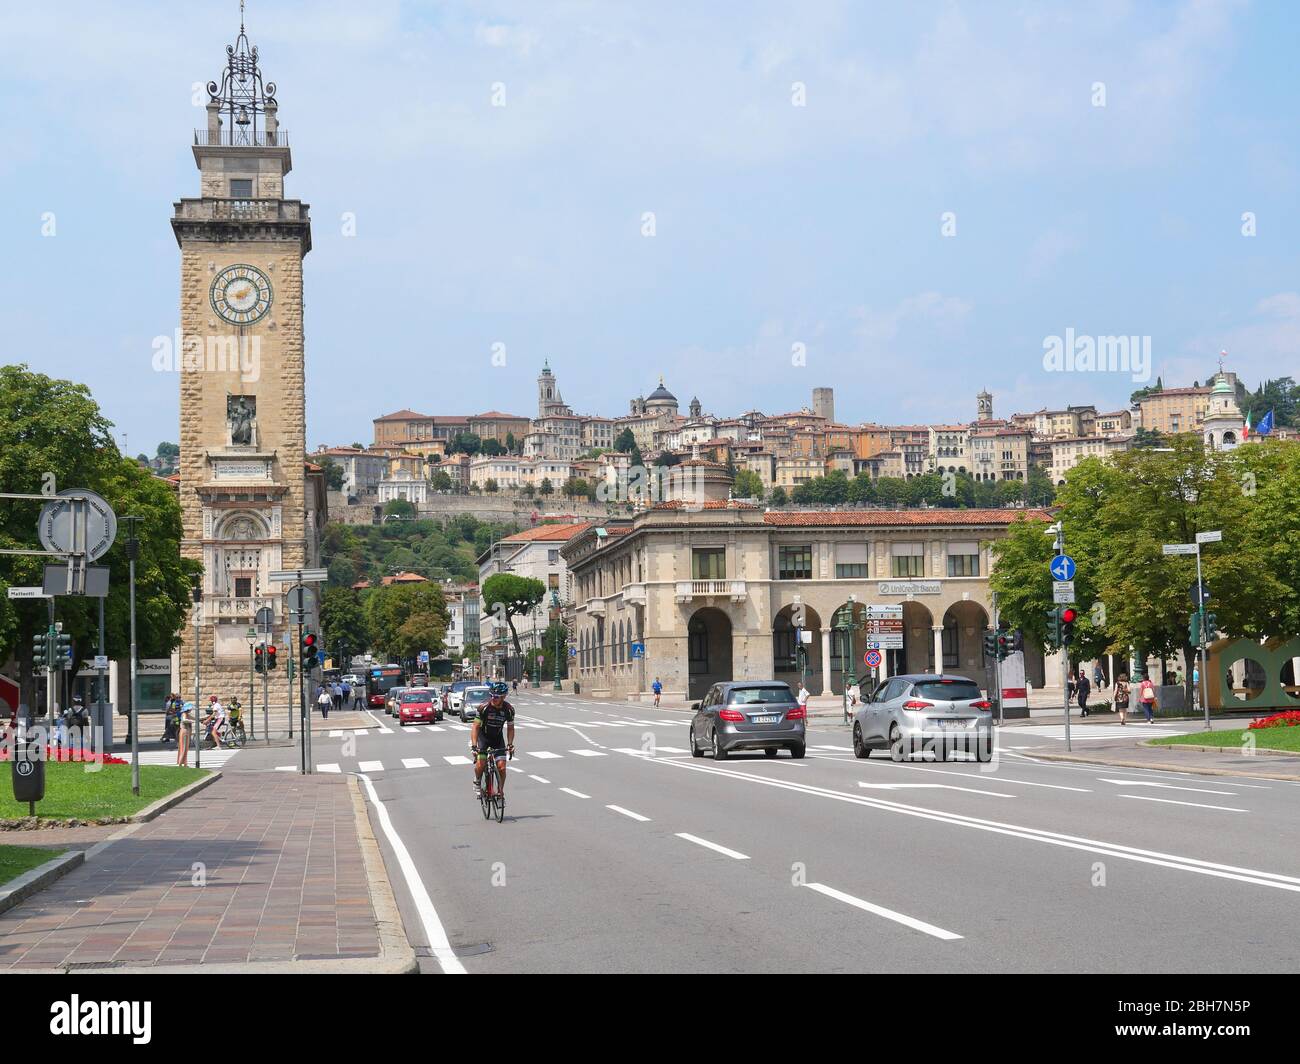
left=0, top=772, right=413, bottom=972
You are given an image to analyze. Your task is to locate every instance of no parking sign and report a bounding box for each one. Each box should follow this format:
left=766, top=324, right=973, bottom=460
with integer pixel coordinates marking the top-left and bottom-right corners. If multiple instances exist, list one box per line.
left=863, top=650, right=882, bottom=669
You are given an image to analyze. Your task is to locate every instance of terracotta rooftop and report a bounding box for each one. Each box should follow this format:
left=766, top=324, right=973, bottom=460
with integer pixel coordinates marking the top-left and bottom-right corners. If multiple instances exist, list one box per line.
left=375, top=409, right=431, bottom=421
left=472, top=411, right=528, bottom=419
left=763, top=508, right=1053, bottom=526
left=651, top=500, right=761, bottom=511
left=500, top=522, right=592, bottom=543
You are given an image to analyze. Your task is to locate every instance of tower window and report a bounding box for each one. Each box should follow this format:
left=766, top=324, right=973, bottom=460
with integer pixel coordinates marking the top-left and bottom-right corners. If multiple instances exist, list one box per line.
left=230, top=178, right=253, bottom=199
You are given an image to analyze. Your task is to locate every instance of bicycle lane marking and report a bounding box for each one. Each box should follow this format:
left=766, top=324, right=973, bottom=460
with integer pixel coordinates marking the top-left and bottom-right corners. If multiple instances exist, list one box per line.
left=357, top=772, right=467, bottom=975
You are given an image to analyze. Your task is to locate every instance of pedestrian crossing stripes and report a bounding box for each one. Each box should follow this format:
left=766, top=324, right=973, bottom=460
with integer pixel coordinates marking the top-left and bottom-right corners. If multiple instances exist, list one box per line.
left=270, top=741, right=702, bottom=774
left=137, top=749, right=240, bottom=768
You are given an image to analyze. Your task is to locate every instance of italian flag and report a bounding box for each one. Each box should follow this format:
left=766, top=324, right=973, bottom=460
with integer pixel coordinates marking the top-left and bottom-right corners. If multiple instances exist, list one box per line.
left=1243, top=410, right=1252, bottom=438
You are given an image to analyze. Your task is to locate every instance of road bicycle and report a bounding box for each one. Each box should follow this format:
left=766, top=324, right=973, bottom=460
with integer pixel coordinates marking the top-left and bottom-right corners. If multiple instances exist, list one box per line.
left=476, top=746, right=512, bottom=823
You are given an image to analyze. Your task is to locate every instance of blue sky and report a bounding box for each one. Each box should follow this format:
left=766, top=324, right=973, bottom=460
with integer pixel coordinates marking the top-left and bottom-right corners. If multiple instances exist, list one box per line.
left=1, top=0, right=1297, bottom=456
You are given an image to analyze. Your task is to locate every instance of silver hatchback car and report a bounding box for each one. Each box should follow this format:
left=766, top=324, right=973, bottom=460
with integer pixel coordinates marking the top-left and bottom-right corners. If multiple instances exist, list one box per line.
left=690, top=681, right=807, bottom=759
left=852, top=674, right=993, bottom=762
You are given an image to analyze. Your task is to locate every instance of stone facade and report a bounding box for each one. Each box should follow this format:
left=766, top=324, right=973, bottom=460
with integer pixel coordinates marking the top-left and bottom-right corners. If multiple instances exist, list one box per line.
left=563, top=506, right=1050, bottom=701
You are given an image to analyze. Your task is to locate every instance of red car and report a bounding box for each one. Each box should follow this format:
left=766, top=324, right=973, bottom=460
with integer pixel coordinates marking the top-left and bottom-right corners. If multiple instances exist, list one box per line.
left=397, top=688, right=441, bottom=727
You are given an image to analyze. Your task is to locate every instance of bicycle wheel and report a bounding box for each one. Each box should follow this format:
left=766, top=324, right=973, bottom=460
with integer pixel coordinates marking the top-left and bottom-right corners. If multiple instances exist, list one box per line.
left=479, top=768, right=492, bottom=820
left=494, top=773, right=505, bottom=822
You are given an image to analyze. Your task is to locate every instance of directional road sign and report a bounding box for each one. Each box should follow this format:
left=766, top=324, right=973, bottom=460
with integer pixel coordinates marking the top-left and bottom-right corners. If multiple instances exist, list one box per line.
left=1048, top=555, right=1076, bottom=581
left=269, top=569, right=329, bottom=585
left=1161, top=544, right=1197, bottom=556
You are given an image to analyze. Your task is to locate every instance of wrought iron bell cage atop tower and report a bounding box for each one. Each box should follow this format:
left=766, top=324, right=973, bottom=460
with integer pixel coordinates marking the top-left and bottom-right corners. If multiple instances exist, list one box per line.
left=204, top=3, right=279, bottom=147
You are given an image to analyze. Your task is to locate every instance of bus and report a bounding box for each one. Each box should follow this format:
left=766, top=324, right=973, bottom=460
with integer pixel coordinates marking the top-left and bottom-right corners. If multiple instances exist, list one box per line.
left=366, top=664, right=406, bottom=708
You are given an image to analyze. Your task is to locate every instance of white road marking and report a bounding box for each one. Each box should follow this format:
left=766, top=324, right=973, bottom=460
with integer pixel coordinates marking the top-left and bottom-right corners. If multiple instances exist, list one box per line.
left=357, top=773, right=466, bottom=976
left=814, top=744, right=853, bottom=751
left=318, top=763, right=341, bottom=773
left=606, top=804, right=651, bottom=822
left=1119, top=794, right=1247, bottom=813
left=443, top=755, right=472, bottom=765
left=353, top=729, right=367, bottom=735
left=528, top=775, right=550, bottom=784
left=882, top=763, right=1092, bottom=793
left=568, top=749, right=606, bottom=757
left=675, top=833, right=749, bottom=860
left=359, top=760, right=384, bottom=772
left=274, top=765, right=295, bottom=771
left=651, top=758, right=1300, bottom=893
left=655, top=746, right=689, bottom=754
left=805, top=882, right=962, bottom=941
left=559, top=787, right=590, bottom=799
left=402, top=758, right=430, bottom=769
left=859, top=782, right=1015, bottom=798
left=529, top=751, right=562, bottom=759
left=1098, top=778, right=1238, bottom=796
left=328, top=731, right=345, bottom=738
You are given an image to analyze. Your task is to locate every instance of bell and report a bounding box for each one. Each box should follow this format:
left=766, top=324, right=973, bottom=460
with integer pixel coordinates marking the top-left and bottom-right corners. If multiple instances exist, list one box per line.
left=235, top=106, right=251, bottom=127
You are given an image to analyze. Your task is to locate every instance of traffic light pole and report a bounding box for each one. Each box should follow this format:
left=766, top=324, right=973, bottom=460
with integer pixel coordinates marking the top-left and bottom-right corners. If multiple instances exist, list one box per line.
left=261, top=634, right=270, bottom=747
left=1195, top=545, right=1211, bottom=732
left=992, top=592, right=1004, bottom=728
left=1053, top=525, right=1072, bottom=753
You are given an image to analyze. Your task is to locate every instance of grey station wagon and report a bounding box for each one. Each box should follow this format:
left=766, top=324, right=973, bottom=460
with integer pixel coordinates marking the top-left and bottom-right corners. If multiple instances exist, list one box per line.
left=690, top=681, right=807, bottom=759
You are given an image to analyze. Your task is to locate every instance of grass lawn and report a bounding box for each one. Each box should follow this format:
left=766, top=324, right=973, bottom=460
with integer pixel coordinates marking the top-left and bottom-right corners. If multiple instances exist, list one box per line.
left=1150, top=728, right=1300, bottom=753
left=0, top=844, right=67, bottom=886
left=0, top=762, right=207, bottom=822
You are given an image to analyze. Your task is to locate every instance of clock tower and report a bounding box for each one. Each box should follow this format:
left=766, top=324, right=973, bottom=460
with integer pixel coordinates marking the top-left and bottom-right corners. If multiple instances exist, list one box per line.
left=172, top=10, right=315, bottom=699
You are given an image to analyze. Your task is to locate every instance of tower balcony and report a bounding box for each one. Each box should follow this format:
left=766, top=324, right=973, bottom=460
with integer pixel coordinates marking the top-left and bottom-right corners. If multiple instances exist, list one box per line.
left=674, top=580, right=747, bottom=603
left=174, top=198, right=308, bottom=223
left=194, top=128, right=289, bottom=148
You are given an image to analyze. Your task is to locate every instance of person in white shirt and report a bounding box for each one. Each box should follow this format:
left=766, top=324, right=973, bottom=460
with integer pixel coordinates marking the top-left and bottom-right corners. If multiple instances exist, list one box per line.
left=203, top=696, right=226, bottom=747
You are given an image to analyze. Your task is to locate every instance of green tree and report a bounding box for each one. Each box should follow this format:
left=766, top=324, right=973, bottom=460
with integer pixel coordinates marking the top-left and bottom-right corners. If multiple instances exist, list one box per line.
left=481, top=438, right=505, bottom=457
left=0, top=366, right=200, bottom=706
left=317, top=457, right=345, bottom=491
left=365, top=581, right=448, bottom=663
left=430, top=470, right=453, bottom=492
left=481, top=573, right=546, bottom=655
left=539, top=478, right=554, bottom=496
left=875, top=478, right=906, bottom=508
left=1025, top=465, right=1056, bottom=507
left=732, top=469, right=764, bottom=499
left=447, top=432, right=482, bottom=456
left=320, top=587, right=369, bottom=659
left=846, top=474, right=877, bottom=505
left=505, top=432, right=517, bottom=454
left=995, top=478, right=1026, bottom=507
left=768, top=486, right=788, bottom=507
left=384, top=499, right=416, bottom=518
left=484, top=478, right=499, bottom=493
left=614, top=428, right=637, bottom=453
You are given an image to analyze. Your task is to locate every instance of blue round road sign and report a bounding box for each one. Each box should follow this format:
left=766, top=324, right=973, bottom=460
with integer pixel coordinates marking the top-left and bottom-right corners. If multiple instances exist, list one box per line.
left=1049, top=555, right=1076, bottom=581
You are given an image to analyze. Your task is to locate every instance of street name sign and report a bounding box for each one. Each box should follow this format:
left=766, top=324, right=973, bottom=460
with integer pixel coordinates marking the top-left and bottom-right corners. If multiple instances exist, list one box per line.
left=1053, top=580, right=1076, bottom=604
left=1195, top=530, right=1222, bottom=544
left=1162, top=544, right=1197, bottom=555
left=6, top=587, right=49, bottom=599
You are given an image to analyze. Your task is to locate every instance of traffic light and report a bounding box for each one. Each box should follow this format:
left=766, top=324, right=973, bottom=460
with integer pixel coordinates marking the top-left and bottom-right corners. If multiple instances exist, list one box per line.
left=55, top=631, right=73, bottom=670
left=1204, top=612, right=1219, bottom=642
left=1190, top=610, right=1202, bottom=647
left=983, top=629, right=998, bottom=661
left=1044, top=609, right=1061, bottom=646
left=32, top=630, right=51, bottom=670
left=1060, top=606, right=1078, bottom=645
left=1007, top=629, right=1024, bottom=655
left=266, top=643, right=278, bottom=671
left=254, top=645, right=265, bottom=674
left=996, top=630, right=1012, bottom=661
left=301, top=631, right=318, bottom=670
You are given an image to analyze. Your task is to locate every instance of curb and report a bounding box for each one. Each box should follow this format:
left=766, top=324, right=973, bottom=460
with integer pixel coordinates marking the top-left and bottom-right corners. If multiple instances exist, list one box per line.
left=1141, top=740, right=1299, bottom=758
left=0, top=850, right=85, bottom=916
left=345, top=773, right=419, bottom=974
left=130, top=770, right=222, bottom=822
left=1025, top=751, right=1300, bottom=781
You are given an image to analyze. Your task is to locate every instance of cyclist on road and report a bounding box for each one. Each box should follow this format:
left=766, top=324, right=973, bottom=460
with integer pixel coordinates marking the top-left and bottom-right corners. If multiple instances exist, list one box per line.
left=471, top=681, right=516, bottom=799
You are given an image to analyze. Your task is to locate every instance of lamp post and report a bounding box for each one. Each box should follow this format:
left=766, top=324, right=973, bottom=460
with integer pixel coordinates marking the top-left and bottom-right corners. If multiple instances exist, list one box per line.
left=531, top=609, right=540, bottom=688
left=123, top=516, right=142, bottom=796
left=191, top=578, right=202, bottom=770
left=551, top=590, right=563, bottom=691
left=835, top=594, right=861, bottom=725
left=245, top=626, right=257, bottom=741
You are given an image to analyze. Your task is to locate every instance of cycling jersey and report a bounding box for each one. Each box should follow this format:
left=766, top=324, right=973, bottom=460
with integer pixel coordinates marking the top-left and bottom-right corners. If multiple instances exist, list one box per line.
left=475, top=699, right=515, bottom=749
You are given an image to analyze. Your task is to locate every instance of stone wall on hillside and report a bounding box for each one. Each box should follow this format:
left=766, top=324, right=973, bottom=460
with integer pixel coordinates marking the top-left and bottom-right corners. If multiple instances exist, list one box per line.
left=326, top=492, right=629, bottom=527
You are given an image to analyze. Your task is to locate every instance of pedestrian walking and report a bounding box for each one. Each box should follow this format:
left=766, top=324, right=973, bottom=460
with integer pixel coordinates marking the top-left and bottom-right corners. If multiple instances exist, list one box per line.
left=332, top=681, right=343, bottom=713
left=317, top=685, right=331, bottom=719
left=1093, top=663, right=1105, bottom=690
left=652, top=677, right=663, bottom=707
left=1138, top=675, right=1157, bottom=722
left=1114, top=673, right=1130, bottom=725
left=176, top=701, right=194, bottom=766
left=1077, top=668, right=1092, bottom=717
left=341, top=680, right=351, bottom=709
left=353, top=683, right=364, bottom=709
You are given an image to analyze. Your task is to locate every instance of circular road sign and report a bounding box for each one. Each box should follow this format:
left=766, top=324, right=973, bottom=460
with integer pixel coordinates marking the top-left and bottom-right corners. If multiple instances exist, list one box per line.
left=15, top=759, right=34, bottom=778
left=1048, top=554, right=1076, bottom=581
left=38, top=488, right=118, bottom=562
left=864, top=649, right=882, bottom=669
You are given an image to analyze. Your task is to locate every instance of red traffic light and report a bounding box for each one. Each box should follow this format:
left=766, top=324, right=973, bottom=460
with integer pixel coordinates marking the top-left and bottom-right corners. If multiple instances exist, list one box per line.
left=303, top=633, right=317, bottom=648
left=1060, top=607, right=1078, bottom=624
left=267, top=645, right=277, bottom=659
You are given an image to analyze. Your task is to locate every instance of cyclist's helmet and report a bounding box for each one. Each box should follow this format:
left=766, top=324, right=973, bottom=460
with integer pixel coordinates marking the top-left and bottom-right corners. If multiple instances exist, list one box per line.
left=489, top=681, right=509, bottom=697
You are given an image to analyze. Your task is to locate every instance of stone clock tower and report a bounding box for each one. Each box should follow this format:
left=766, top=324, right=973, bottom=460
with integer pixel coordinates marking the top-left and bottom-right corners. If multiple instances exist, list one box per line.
left=172, top=12, right=315, bottom=700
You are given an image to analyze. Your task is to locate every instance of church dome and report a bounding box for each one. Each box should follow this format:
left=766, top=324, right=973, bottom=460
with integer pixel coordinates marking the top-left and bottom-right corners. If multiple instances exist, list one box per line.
left=646, top=377, right=677, bottom=404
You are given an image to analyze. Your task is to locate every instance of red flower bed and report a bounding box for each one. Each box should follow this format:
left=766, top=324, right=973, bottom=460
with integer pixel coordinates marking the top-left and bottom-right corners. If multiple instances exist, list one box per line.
left=1248, top=710, right=1300, bottom=730
left=0, top=746, right=127, bottom=765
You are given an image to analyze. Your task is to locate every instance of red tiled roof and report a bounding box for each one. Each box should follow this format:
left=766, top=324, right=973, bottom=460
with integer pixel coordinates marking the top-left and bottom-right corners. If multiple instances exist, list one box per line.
left=472, top=411, right=528, bottom=420
left=375, top=409, right=431, bottom=421
left=763, top=508, right=1053, bottom=526
left=500, top=521, right=592, bottom=543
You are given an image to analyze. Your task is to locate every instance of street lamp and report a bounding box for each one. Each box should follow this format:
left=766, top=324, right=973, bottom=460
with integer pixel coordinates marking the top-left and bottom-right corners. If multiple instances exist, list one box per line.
left=191, top=576, right=202, bottom=770
left=531, top=608, right=540, bottom=688
left=124, top=516, right=142, bottom=796
left=245, top=626, right=257, bottom=742
left=551, top=590, right=563, bottom=691
left=835, top=594, right=862, bottom=725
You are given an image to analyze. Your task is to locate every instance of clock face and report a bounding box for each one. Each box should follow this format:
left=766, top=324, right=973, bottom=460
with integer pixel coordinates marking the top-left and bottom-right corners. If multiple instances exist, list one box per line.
left=210, top=264, right=273, bottom=326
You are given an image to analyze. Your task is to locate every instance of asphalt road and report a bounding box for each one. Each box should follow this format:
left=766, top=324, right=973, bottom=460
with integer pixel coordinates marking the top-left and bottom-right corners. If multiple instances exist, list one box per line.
left=229, top=692, right=1300, bottom=973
